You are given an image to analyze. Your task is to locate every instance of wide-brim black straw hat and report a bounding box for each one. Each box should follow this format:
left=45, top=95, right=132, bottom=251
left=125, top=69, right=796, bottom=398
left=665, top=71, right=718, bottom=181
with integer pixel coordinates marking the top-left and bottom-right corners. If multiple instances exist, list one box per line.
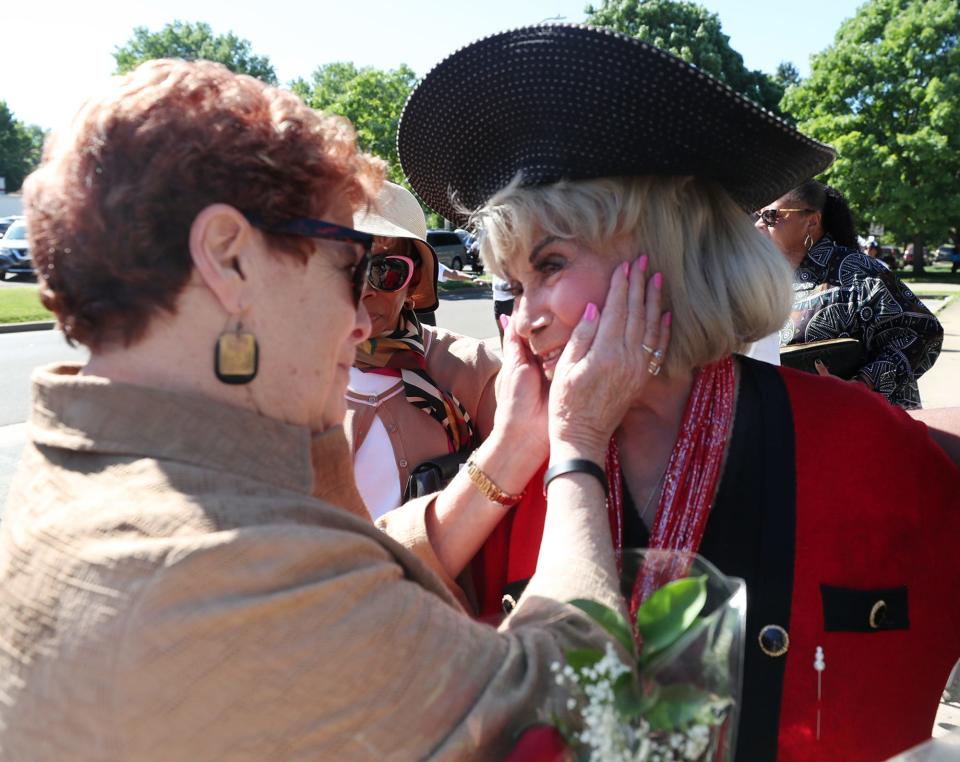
left=397, top=24, right=836, bottom=224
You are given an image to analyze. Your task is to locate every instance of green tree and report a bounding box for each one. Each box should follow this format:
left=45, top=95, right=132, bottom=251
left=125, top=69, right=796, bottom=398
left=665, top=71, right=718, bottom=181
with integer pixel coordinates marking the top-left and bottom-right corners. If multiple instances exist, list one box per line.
left=783, top=0, right=960, bottom=271
left=113, top=21, right=278, bottom=84
left=774, top=62, right=802, bottom=91
left=585, top=0, right=785, bottom=114
left=291, top=63, right=417, bottom=184
left=0, top=102, right=45, bottom=192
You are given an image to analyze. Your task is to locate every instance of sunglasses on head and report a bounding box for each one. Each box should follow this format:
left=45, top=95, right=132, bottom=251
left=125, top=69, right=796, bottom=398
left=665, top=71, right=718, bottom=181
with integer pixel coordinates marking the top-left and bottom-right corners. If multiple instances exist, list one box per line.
left=244, top=213, right=374, bottom=306
left=367, top=254, right=416, bottom=293
left=753, top=208, right=814, bottom=226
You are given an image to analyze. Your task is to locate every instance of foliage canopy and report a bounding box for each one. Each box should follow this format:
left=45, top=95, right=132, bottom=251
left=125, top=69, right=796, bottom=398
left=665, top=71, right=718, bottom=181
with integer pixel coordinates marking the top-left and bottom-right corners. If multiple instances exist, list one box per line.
left=291, top=63, right=417, bottom=184
left=0, top=103, right=45, bottom=193
left=113, top=21, right=278, bottom=84
left=783, top=0, right=960, bottom=255
left=585, top=0, right=786, bottom=114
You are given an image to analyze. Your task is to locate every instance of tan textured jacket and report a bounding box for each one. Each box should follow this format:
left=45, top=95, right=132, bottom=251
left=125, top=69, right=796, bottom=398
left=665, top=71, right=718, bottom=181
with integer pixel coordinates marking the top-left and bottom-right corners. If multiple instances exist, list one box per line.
left=0, top=365, right=622, bottom=761
left=345, top=326, right=500, bottom=493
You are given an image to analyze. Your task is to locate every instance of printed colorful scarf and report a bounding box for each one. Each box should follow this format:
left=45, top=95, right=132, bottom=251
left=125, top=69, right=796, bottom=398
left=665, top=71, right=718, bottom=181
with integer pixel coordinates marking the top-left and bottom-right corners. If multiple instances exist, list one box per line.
left=355, top=309, right=477, bottom=453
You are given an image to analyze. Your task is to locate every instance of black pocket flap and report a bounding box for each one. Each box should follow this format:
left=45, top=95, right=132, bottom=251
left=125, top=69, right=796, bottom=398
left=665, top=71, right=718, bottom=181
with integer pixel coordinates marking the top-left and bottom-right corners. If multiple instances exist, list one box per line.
left=820, top=584, right=909, bottom=632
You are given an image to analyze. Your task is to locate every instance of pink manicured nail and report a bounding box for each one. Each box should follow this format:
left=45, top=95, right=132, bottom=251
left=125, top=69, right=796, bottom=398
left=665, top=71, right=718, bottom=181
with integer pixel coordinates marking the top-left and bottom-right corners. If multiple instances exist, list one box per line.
left=499, top=314, right=510, bottom=330
left=622, top=261, right=630, bottom=278
left=664, top=311, right=672, bottom=326
left=584, top=302, right=599, bottom=322
left=653, top=272, right=663, bottom=289
left=638, top=254, right=649, bottom=272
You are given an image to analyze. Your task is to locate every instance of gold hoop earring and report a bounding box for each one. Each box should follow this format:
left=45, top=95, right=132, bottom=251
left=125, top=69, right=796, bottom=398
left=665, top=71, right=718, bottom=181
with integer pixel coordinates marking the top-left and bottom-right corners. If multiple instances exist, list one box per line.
left=214, top=315, right=259, bottom=385
left=803, top=234, right=814, bottom=251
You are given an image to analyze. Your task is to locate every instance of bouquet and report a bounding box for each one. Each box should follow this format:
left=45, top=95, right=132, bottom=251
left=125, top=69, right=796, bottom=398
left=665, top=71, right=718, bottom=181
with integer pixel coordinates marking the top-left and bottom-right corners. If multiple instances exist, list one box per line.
left=512, top=550, right=746, bottom=762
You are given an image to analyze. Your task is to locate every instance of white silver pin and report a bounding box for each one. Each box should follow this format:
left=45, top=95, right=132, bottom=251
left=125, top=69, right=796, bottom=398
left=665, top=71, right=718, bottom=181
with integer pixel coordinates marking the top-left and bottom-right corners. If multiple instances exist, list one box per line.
left=814, top=646, right=825, bottom=740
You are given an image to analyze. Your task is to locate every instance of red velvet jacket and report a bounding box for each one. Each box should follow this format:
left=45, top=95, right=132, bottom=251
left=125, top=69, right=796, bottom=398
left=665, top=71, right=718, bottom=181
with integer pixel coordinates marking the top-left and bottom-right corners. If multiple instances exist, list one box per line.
left=473, top=361, right=960, bottom=761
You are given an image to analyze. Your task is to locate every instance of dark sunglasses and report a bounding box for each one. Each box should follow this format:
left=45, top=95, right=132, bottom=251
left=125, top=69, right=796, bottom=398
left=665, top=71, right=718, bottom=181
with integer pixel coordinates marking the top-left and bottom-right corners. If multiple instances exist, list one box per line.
left=244, top=214, right=374, bottom=305
left=752, top=208, right=814, bottom=226
left=367, top=254, right=415, bottom=293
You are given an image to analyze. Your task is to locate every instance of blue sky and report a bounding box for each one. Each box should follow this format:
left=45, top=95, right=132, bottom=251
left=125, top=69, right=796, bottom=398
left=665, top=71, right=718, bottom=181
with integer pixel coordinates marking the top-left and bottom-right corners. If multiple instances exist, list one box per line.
left=3, top=0, right=865, bottom=131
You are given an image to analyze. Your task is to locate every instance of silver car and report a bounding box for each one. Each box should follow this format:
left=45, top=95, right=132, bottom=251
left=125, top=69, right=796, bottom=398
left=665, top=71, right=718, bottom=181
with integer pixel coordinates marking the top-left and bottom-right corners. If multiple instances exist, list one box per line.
left=426, top=229, right=467, bottom=270
left=0, top=219, right=32, bottom=280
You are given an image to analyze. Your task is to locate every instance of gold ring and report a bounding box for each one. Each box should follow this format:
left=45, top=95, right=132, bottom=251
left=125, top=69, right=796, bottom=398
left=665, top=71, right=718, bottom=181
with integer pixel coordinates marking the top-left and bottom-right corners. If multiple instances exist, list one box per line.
left=642, top=343, right=656, bottom=354
left=647, top=360, right=661, bottom=376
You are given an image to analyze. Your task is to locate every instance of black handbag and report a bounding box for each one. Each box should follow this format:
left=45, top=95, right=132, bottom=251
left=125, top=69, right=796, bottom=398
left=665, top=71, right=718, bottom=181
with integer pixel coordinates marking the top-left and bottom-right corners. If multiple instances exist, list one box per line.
left=403, top=450, right=471, bottom=501
left=779, top=337, right=865, bottom=380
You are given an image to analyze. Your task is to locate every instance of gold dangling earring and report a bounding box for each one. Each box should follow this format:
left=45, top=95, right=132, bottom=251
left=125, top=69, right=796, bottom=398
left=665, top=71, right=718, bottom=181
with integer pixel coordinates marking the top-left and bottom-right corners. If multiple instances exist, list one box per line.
left=804, top=234, right=814, bottom=251
left=214, top=314, right=259, bottom=385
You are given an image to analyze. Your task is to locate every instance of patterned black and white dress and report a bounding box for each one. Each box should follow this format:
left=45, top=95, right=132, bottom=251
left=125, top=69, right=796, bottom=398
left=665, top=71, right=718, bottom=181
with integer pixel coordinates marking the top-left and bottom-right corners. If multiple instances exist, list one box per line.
left=780, top=234, right=943, bottom=409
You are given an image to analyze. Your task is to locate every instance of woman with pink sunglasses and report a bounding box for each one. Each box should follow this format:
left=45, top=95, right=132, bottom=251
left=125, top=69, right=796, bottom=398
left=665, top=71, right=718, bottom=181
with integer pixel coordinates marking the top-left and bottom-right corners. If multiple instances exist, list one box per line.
left=346, top=182, right=500, bottom=520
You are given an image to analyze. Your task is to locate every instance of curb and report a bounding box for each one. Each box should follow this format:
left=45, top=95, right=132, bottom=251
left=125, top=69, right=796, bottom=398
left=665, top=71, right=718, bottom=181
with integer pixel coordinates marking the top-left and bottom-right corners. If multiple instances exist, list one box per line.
left=0, top=321, right=55, bottom=334
left=918, top=294, right=957, bottom=316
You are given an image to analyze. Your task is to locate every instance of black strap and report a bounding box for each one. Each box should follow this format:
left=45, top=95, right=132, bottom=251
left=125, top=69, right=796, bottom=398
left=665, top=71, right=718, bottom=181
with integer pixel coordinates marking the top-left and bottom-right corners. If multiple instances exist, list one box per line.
left=543, top=459, right=608, bottom=496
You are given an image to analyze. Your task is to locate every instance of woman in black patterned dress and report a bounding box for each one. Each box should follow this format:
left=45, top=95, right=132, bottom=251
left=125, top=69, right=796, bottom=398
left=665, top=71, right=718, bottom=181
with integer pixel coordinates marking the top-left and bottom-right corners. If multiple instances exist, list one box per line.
left=759, top=180, right=942, bottom=409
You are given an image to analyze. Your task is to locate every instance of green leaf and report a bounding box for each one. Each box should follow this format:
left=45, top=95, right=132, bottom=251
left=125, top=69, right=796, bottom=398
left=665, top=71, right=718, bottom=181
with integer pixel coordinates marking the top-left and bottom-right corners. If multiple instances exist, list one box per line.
left=613, top=673, right=660, bottom=718
left=565, top=648, right=603, bottom=672
left=636, top=575, right=707, bottom=665
left=644, top=683, right=721, bottom=732
left=570, top=599, right=636, bottom=658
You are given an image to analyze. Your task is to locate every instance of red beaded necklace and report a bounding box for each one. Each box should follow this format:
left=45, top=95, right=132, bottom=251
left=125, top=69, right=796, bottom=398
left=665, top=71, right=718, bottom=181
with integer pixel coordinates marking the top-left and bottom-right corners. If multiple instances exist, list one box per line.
left=603, top=357, right=737, bottom=620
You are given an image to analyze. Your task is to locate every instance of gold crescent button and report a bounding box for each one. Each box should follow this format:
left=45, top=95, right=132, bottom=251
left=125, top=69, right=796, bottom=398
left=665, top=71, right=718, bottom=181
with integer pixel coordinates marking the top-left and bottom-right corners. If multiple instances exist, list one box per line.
left=758, top=624, right=790, bottom=657
left=869, top=599, right=887, bottom=629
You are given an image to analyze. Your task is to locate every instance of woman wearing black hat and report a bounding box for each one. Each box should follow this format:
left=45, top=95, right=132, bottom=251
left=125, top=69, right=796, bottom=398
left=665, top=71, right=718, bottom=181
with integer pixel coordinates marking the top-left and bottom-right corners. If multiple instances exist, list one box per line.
left=397, top=24, right=960, bottom=762
left=759, top=180, right=942, bottom=409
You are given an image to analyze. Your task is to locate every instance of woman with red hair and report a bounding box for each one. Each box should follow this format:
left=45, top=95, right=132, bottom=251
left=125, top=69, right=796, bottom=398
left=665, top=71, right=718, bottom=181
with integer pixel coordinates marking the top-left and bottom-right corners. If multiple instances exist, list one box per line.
left=0, top=59, right=665, bottom=759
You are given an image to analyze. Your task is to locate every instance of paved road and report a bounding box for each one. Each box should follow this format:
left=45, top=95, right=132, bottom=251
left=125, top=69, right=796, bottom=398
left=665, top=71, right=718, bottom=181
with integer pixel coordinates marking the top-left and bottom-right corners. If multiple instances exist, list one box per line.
left=434, top=287, right=498, bottom=342
left=0, top=330, right=86, bottom=503
left=0, top=290, right=495, bottom=505
left=3, top=286, right=957, bottom=506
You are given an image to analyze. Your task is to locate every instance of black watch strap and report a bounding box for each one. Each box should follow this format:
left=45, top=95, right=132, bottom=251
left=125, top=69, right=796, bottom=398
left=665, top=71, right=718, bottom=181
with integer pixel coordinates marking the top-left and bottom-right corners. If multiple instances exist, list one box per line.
left=543, top=458, right=609, bottom=496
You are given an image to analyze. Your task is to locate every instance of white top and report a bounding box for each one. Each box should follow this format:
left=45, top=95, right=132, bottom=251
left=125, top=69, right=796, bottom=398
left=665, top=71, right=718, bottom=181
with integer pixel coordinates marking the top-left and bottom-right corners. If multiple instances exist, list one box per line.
left=347, top=369, right=402, bottom=520
left=492, top=275, right=514, bottom=302
left=743, top=332, right=782, bottom=366
left=437, top=262, right=451, bottom=283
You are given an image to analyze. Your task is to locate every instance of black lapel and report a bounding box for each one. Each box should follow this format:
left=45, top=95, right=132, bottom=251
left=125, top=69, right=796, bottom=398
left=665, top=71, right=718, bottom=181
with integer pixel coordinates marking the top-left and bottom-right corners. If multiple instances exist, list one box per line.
left=731, top=356, right=797, bottom=760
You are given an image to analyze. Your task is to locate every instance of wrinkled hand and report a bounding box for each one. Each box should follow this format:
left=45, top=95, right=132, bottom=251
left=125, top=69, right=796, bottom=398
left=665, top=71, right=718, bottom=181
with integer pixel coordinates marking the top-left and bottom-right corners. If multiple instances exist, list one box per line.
left=491, top=314, right=550, bottom=469
left=548, top=257, right=671, bottom=463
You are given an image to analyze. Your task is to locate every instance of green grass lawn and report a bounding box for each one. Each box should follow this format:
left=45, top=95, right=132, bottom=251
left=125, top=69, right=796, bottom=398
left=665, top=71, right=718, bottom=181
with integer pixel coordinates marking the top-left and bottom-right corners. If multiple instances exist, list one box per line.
left=438, top=276, right=490, bottom=292
left=0, top=285, right=53, bottom=324
left=896, top=263, right=960, bottom=285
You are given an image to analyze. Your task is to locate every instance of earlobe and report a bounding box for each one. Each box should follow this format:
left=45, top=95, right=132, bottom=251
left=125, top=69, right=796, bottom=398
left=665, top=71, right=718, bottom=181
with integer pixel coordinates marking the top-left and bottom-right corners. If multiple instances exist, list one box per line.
left=189, top=204, right=252, bottom=315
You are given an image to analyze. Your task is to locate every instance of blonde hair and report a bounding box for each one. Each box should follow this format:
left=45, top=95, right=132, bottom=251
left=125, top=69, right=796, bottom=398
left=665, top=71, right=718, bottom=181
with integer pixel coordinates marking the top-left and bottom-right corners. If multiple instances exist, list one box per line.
left=471, top=175, right=792, bottom=374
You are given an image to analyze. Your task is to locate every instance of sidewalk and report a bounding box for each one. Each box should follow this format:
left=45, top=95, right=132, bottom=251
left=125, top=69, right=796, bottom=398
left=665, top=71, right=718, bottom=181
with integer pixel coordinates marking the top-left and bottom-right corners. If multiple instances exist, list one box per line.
left=918, top=293, right=959, bottom=409
left=924, top=294, right=960, bottom=739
